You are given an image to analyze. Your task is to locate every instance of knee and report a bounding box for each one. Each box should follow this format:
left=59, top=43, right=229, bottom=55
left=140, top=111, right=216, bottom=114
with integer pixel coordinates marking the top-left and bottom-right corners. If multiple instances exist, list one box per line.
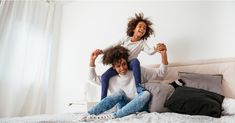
left=101, top=69, right=116, bottom=82
left=101, top=73, right=108, bottom=80
left=140, top=91, right=151, bottom=100
left=101, top=73, right=111, bottom=83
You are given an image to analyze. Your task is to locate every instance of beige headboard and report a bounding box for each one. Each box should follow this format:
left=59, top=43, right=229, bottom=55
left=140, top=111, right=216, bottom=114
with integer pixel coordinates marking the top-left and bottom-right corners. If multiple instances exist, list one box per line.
left=147, top=57, right=235, bottom=99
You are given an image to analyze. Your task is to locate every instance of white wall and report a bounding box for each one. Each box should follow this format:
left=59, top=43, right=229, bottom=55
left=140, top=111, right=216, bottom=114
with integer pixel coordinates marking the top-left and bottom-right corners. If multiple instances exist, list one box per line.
left=54, top=1, right=235, bottom=113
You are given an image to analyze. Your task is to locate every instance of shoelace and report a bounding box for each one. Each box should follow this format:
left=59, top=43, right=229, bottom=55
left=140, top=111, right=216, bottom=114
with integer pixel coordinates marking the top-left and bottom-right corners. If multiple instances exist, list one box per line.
left=86, top=114, right=113, bottom=121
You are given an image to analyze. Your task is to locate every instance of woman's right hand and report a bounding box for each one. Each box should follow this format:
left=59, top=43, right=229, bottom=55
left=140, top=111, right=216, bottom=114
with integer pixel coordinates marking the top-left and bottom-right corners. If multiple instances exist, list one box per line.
left=155, top=43, right=167, bottom=53
left=89, top=49, right=101, bottom=67
left=155, top=43, right=168, bottom=65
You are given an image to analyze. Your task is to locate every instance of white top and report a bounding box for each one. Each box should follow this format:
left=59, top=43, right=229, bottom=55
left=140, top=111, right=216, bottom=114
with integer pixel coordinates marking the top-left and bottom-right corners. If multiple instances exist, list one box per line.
left=103, top=36, right=156, bottom=60
left=88, top=64, right=167, bottom=99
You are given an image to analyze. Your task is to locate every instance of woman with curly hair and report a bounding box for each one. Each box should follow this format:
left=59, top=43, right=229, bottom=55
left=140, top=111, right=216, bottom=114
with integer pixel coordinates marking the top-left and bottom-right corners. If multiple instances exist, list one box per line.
left=78, top=45, right=168, bottom=121
left=96, top=12, right=165, bottom=100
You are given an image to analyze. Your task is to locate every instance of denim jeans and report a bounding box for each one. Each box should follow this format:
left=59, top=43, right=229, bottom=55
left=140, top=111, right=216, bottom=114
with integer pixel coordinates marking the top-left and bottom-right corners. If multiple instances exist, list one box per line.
left=100, top=58, right=145, bottom=100
left=88, top=89, right=151, bottom=118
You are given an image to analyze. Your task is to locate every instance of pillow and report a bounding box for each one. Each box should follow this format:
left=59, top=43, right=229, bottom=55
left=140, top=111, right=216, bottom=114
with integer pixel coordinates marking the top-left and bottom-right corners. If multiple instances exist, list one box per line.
left=178, top=72, right=223, bottom=95
left=143, top=83, right=174, bottom=112
left=164, top=86, right=224, bottom=118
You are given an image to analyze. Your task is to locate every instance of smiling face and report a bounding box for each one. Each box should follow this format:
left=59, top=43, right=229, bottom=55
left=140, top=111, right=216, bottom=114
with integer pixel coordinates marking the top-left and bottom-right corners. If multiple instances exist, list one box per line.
left=133, top=21, right=147, bottom=38
left=113, top=58, right=128, bottom=75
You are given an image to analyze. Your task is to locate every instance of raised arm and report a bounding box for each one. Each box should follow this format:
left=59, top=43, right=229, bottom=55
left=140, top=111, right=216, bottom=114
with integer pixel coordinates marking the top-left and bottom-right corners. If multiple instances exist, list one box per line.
left=89, top=49, right=101, bottom=67
left=141, top=43, right=168, bottom=83
left=88, top=49, right=102, bottom=86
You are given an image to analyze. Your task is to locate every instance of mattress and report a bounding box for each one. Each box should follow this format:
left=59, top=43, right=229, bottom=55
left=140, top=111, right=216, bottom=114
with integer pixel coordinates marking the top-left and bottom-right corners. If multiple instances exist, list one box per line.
left=1, top=112, right=235, bottom=123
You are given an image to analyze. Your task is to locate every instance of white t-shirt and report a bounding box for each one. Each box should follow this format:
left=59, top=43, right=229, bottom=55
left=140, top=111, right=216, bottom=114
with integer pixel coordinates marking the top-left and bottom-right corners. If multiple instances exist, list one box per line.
left=88, top=64, right=167, bottom=99
left=103, top=36, right=156, bottom=60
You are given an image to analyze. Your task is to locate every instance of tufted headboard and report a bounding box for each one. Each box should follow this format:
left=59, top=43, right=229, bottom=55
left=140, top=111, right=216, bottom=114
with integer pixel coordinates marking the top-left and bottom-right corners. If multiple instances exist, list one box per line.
left=147, top=57, right=235, bottom=98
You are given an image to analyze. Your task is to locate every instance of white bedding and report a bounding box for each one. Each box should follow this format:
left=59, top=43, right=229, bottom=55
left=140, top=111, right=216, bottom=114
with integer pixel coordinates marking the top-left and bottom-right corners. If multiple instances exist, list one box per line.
left=1, top=112, right=235, bottom=123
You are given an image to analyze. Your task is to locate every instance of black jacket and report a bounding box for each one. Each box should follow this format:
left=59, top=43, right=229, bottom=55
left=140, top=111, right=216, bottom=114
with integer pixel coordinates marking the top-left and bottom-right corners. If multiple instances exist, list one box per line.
left=164, top=86, right=224, bottom=118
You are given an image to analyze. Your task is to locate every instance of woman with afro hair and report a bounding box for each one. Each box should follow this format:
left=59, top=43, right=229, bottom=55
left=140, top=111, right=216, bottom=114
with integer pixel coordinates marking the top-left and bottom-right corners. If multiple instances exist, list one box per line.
left=79, top=44, right=168, bottom=121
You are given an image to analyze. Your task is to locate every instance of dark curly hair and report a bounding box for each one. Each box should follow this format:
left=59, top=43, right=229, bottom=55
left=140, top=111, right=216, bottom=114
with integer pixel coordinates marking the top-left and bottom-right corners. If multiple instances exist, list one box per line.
left=102, top=45, right=129, bottom=66
left=127, top=12, right=154, bottom=40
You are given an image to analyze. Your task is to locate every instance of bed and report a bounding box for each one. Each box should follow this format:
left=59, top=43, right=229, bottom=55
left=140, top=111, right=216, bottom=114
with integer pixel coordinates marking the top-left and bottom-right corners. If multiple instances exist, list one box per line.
left=1, top=57, right=235, bottom=123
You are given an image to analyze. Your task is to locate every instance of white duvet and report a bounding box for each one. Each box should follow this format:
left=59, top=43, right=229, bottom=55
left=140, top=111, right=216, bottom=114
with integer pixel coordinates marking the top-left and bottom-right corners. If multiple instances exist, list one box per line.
left=1, top=112, right=235, bottom=123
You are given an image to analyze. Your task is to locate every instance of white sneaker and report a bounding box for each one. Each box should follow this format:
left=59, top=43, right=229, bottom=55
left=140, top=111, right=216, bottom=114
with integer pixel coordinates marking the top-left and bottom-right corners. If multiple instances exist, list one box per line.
left=74, top=113, right=90, bottom=122
left=86, top=113, right=114, bottom=122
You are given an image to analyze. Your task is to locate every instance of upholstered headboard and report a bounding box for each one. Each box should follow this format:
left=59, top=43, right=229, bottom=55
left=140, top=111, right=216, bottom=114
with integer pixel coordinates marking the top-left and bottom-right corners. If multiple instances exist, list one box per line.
left=147, top=57, right=235, bottom=98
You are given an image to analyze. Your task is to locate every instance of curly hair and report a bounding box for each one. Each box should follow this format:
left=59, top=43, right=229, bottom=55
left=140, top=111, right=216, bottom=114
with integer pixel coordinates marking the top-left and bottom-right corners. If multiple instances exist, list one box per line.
left=126, top=12, right=154, bottom=40
left=102, top=45, right=129, bottom=66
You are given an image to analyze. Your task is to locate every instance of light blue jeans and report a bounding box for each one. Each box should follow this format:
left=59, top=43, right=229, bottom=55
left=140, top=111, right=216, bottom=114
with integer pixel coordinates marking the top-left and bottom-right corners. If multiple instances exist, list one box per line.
left=88, top=89, right=151, bottom=118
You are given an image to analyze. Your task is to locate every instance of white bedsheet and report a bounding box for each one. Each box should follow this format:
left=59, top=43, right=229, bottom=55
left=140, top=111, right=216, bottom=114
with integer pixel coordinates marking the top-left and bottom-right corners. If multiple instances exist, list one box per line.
left=1, top=112, right=235, bottom=123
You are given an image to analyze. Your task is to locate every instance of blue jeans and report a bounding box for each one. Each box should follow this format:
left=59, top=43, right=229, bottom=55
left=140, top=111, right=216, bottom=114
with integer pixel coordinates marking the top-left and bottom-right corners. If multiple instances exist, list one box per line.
left=88, top=89, right=151, bottom=118
left=101, top=58, right=145, bottom=100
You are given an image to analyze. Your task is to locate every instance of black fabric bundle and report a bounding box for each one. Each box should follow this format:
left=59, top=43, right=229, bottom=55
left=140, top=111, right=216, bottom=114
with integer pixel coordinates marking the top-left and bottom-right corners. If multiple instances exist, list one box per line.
left=164, top=86, right=224, bottom=118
